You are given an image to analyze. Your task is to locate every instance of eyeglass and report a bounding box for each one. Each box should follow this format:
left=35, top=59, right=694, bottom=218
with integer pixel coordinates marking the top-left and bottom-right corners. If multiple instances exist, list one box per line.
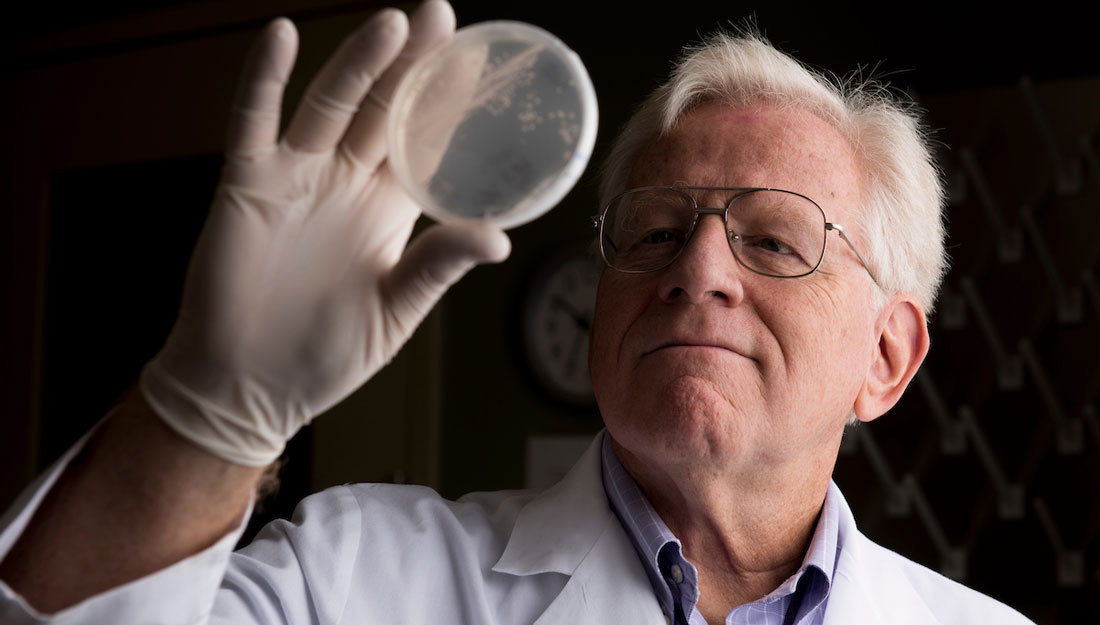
left=592, top=186, right=878, bottom=284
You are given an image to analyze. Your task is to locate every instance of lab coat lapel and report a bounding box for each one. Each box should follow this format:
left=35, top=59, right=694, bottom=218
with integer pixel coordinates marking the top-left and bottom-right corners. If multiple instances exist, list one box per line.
left=823, top=489, right=942, bottom=625
left=532, top=515, right=666, bottom=625
left=492, top=432, right=666, bottom=625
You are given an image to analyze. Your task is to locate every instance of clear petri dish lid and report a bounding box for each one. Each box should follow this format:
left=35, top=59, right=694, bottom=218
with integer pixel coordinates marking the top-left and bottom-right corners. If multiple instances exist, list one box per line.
left=387, top=20, right=598, bottom=230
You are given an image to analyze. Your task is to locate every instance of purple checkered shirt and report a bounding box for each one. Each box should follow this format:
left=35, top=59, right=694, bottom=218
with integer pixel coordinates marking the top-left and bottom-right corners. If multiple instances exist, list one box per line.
left=600, top=435, right=840, bottom=625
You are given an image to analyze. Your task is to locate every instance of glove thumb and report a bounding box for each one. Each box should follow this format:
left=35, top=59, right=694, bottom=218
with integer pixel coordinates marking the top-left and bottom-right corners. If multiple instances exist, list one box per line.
left=383, top=222, right=511, bottom=319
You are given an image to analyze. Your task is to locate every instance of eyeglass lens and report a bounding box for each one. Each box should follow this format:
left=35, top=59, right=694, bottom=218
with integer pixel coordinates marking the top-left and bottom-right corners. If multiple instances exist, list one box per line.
left=600, top=188, right=827, bottom=276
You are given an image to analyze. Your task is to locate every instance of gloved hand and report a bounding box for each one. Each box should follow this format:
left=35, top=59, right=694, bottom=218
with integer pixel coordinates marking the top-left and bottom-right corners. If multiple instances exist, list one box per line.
left=140, top=1, right=510, bottom=466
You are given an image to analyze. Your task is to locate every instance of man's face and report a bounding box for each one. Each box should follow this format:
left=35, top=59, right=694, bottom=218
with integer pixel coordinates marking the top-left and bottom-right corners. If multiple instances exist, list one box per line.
left=589, top=101, right=883, bottom=482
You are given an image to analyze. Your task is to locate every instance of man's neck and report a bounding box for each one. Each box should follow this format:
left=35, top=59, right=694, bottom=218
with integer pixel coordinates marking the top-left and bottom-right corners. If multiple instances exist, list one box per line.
left=611, top=438, right=835, bottom=622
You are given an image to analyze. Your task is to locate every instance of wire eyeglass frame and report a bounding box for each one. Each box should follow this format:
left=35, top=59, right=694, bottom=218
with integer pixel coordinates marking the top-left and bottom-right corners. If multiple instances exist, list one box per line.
left=591, top=185, right=879, bottom=286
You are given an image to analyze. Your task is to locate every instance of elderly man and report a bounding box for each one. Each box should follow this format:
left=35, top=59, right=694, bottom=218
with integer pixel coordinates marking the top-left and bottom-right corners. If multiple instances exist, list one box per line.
left=0, top=2, right=1033, bottom=624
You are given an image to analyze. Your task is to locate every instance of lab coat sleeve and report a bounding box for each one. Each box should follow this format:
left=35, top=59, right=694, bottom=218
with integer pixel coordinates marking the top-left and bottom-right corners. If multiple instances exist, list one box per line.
left=213, top=485, right=365, bottom=625
left=212, top=483, right=532, bottom=625
left=0, top=435, right=251, bottom=625
left=213, top=482, right=569, bottom=625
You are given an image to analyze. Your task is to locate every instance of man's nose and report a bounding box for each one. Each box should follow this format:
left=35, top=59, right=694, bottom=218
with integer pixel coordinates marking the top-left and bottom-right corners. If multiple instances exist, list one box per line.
left=656, top=213, right=746, bottom=305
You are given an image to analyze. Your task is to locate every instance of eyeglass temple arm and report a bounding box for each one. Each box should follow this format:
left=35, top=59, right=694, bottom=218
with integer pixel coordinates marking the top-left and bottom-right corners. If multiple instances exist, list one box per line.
left=590, top=215, right=620, bottom=254
left=826, top=223, right=881, bottom=287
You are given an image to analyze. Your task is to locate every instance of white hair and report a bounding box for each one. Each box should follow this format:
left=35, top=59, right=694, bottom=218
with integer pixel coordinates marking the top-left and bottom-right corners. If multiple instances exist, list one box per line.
left=599, top=30, right=948, bottom=314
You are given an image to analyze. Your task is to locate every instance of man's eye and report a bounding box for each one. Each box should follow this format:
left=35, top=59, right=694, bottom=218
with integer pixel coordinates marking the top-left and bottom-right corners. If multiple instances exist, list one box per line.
left=746, top=235, right=795, bottom=254
left=642, top=229, right=682, bottom=245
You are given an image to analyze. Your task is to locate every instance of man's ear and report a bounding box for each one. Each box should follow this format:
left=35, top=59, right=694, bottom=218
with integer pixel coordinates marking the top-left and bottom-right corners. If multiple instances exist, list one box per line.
left=853, top=293, right=930, bottom=423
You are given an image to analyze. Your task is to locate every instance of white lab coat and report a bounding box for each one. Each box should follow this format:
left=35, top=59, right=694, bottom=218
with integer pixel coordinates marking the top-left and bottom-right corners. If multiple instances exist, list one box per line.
left=0, top=432, right=1033, bottom=624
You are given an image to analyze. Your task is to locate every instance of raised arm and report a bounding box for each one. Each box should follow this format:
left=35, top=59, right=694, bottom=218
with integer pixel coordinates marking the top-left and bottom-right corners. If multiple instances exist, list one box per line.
left=0, top=1, right=508, bottom=613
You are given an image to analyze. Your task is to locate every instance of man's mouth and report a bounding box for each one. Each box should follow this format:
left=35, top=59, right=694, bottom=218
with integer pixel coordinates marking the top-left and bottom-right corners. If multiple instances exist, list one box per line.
left=643, top=340, right=749, bottom=359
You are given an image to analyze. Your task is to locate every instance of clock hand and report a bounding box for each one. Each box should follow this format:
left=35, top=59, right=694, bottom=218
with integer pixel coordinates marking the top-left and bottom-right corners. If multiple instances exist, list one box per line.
left=564, top=322, right=587, bottom=379
left=551, top=295, right=591, bottom=330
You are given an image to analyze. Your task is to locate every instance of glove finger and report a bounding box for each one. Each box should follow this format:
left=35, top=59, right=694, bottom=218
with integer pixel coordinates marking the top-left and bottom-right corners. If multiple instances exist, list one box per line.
left=282, top=8, right=409, bottom=153
left=225, top=18, right=299, bottom=159
left=381, top=221, right=511, bottom=326
left=339, top=0, right=456, bottom=171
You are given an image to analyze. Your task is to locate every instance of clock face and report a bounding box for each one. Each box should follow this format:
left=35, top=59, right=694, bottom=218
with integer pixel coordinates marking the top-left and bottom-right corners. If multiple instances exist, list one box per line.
left=522, top=249, right=601, bottom=406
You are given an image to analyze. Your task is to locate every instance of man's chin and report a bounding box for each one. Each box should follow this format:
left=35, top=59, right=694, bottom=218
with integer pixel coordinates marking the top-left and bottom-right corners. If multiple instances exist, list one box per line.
left=607, top=386, right=753, bottom=451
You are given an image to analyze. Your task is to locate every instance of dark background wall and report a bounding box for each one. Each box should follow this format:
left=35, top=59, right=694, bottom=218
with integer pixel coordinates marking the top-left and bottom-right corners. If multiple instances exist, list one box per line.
left=2, top=1, right=1098, bottom=623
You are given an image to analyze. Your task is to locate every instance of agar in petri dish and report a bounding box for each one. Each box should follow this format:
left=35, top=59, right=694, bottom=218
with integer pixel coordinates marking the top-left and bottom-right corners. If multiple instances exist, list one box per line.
left=387, top=21, right=598, bottom=230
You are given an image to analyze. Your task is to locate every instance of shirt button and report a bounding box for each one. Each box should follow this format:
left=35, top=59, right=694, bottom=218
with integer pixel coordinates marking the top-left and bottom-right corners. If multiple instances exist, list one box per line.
left=670, top=564, right=684, bottom=584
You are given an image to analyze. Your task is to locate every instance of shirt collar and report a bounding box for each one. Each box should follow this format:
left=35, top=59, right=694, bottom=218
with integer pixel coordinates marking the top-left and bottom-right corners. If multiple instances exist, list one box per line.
left=600, top=434, right=842, bottom=623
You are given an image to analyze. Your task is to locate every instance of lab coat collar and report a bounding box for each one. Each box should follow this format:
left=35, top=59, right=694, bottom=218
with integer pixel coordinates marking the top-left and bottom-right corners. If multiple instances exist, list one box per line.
left=822, top=482, right=943, bottom=625
left=492, top=432, right=609, bottom=577
left=491, top=432, right=949, bottom=625
left=492, top=431, right=666, bottom=624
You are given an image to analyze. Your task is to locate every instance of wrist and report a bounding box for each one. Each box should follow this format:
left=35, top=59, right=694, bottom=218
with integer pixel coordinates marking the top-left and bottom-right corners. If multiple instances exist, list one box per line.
left=139, top=360, right=293, bottom=467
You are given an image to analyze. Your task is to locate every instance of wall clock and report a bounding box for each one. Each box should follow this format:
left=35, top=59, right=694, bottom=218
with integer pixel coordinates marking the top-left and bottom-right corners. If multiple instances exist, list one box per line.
left=521, top=245, right=601, bottom=407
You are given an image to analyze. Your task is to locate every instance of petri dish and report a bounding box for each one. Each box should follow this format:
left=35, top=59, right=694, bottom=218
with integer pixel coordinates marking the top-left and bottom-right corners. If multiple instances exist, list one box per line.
left=387, top=21, right=598, bottom=230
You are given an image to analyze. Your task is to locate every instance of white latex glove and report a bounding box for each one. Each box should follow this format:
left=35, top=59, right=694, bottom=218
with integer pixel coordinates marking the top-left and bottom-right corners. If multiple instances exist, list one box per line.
left=140, top=1, right=510, bottom=466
